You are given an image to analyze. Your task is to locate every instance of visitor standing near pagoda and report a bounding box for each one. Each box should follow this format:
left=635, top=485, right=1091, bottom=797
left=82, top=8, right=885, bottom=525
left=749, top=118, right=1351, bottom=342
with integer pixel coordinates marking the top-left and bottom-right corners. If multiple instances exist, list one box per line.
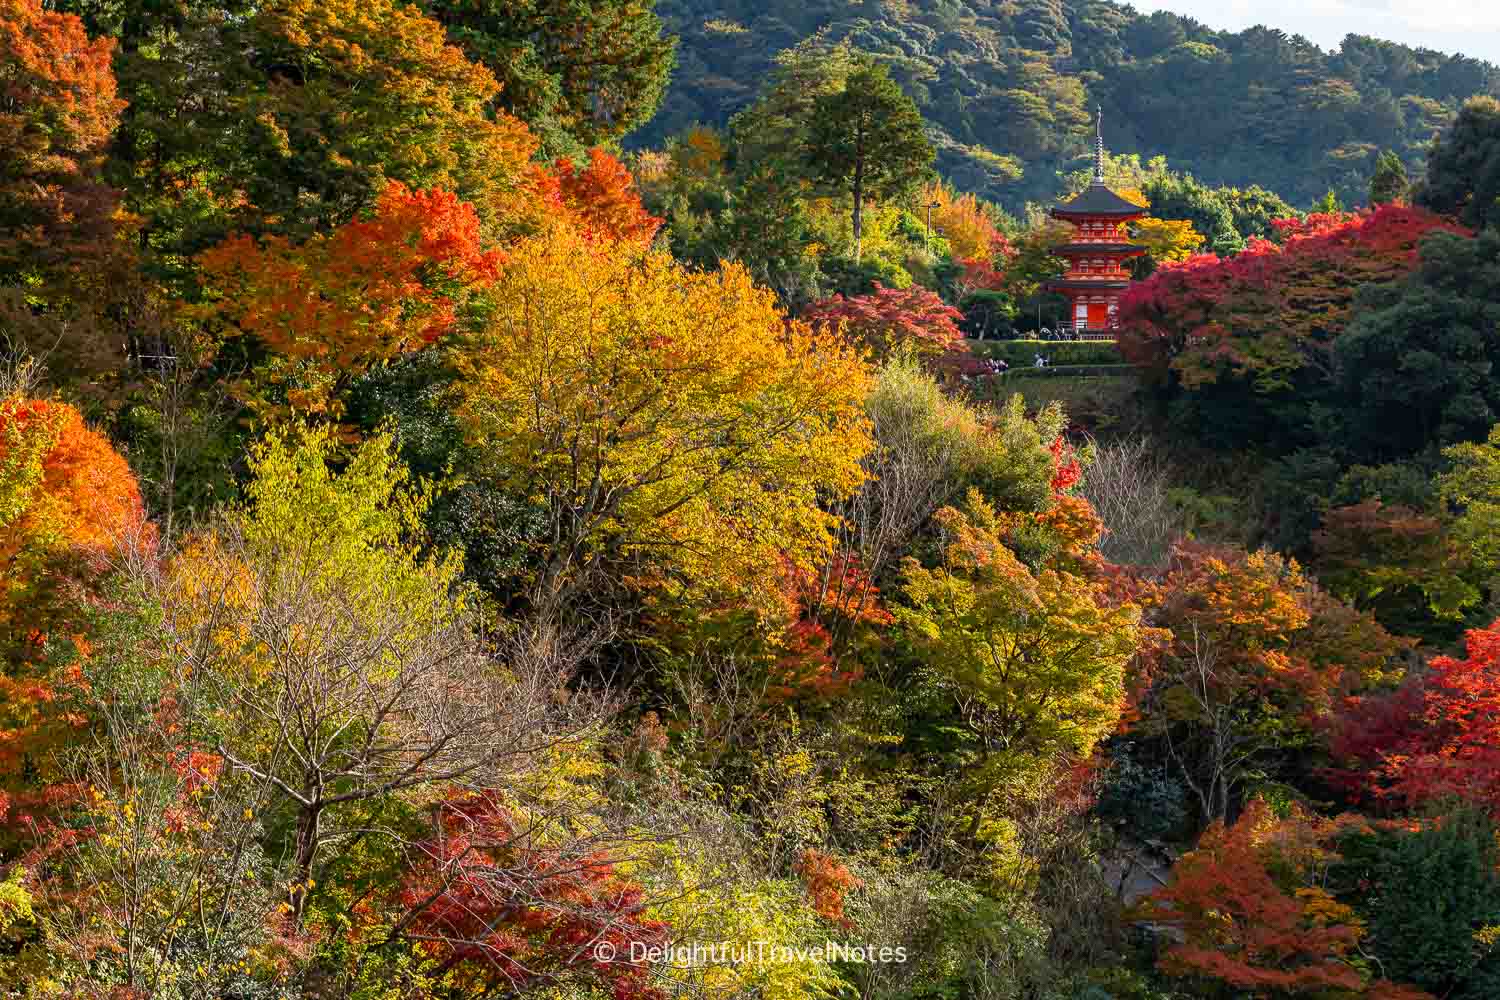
left=1047, top=109, right=1147, bottom=332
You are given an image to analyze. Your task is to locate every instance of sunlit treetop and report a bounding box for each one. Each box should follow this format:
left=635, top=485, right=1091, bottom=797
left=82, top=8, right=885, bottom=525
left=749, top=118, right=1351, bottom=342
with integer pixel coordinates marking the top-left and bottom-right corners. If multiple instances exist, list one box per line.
left=0, top=0, right=124, bottom=284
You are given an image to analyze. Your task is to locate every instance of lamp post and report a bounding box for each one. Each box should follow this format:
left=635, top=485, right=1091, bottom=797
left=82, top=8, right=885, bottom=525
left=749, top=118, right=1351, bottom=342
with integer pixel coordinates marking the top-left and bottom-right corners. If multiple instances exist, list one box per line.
left=925, top=199, right=939, bottom=247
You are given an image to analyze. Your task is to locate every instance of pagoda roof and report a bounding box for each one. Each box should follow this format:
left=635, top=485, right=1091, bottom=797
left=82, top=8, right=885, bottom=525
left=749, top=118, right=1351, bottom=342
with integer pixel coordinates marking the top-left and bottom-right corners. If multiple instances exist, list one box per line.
left=1057, top=241, right=1146, bottom=255
left=1046, top=278, right=1132, bottom=292
left=1051, top=182, right=1148, bottom=219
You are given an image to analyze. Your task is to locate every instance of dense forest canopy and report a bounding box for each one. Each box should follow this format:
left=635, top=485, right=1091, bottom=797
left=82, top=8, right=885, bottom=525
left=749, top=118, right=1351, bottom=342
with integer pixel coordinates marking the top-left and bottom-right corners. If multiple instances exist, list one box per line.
left=7, top=0, right=1500, bottom=997
left=639, top=0, right=1499, bottom=209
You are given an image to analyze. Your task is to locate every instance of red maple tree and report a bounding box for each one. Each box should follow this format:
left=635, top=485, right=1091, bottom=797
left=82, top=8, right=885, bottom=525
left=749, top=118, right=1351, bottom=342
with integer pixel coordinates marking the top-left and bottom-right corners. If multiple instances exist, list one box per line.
left=1334, top=619, right=1500, bottom=817
left=396, top=791, right=668, bottom=1000
left=1117, top=205, right=1470, bottom=393
left=803, top=283, right=965, bottom=361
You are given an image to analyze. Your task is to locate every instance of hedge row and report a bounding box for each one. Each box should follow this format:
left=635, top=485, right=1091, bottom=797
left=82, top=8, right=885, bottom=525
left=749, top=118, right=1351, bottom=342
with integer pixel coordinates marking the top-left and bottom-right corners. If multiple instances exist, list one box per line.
left=964, top=364, right=1135, bottom=379
left=966, top=339, right=1123, bottom=366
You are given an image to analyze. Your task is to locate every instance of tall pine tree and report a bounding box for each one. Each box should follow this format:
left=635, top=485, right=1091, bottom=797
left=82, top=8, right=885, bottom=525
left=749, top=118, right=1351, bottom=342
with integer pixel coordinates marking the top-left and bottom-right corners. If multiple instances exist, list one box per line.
left=804, top=58, right=933, bottom=263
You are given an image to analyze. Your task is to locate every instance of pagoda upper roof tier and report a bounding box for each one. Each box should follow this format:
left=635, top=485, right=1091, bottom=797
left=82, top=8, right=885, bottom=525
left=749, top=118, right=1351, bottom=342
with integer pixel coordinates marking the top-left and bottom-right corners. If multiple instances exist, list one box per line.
left=1046, top=278, right=1132, bottom=292
left=1051, top=182, right=1148, bottom=219
left=1056, top=241, right=1146, bottom=255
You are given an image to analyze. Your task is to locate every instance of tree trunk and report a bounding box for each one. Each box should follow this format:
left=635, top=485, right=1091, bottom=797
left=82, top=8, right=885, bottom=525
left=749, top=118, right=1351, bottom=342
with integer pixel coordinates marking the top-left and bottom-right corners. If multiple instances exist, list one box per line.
left=852, top=114, right=866, bottom=264
left=291, top=800, right=322, bottom=923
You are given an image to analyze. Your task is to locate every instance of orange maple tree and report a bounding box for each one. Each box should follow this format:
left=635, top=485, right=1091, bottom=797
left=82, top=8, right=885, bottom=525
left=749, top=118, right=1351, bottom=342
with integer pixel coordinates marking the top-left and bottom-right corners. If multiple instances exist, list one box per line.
left=795, top=848, right=862, bottom=930
left=0, top=396, right=150, bottom=821
left=0, top=0, right=124, bottom=286
left=199, top=181, right=503, bottom=416
left=1135, top=799, right=1432, bottom=998
left=533, top=148, right=662, bottom=245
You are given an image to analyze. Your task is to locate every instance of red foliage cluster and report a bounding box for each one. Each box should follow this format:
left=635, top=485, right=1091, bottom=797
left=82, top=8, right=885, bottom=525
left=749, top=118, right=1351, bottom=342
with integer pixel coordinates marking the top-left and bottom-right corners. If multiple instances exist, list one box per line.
left=803, top=283, right=965, bottom=360
left=794, top=848, right=861, bottom=930
left=1048, top=436, right=1082, bottom=495
left=1332, top=619, right=1500, bottom=817
left=1135, top=800, right=1432, bottom=999
left=1270, top=210, right=1362, bottom=242
left=397, top=791, right=668, bottom=1000
left=952, top=234, right=1015, bottom=298
left=1117, top=205, right=1470, bottom=392
left=534, top=148, right=662, bottom=245
left=770, top=555, right=891, bottom=701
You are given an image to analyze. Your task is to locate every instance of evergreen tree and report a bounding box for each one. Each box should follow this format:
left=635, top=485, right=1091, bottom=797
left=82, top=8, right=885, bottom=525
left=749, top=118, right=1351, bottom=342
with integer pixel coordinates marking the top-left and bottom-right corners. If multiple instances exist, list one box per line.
left=424, top=0, right=676, bottom=154
left=1419, top=95, right=1500, bottom=231
left=1313, top=188, right=1345, bottom=213
left=804, top=58, right=934, bottom=262
left=1369, top=149, right=1410, bottom=205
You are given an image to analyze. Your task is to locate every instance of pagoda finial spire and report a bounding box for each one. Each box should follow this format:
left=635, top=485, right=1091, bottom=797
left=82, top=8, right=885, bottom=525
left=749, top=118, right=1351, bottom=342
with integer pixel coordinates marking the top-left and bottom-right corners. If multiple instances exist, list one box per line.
left=1094, top=105, right=1106, bottom=183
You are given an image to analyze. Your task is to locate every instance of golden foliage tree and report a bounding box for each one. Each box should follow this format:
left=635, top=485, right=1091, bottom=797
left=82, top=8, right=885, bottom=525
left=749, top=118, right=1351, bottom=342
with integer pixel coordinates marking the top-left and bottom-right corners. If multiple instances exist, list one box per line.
left=923, top=181, right=1002, bottom=263
left=451, top=225, right=875, bottom=604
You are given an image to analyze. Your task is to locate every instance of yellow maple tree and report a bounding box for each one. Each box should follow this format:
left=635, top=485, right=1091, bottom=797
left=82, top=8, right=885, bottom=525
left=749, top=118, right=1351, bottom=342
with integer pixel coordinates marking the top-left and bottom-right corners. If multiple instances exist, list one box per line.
left=450, top=224, right=875, bottom=604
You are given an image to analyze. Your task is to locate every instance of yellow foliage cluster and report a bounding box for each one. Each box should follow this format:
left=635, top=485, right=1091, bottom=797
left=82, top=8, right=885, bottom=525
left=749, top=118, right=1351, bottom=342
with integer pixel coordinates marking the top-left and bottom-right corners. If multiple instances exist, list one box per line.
left=923, top=181, right=1002, bottom=262
left=452, top=225, right=874, bottom=602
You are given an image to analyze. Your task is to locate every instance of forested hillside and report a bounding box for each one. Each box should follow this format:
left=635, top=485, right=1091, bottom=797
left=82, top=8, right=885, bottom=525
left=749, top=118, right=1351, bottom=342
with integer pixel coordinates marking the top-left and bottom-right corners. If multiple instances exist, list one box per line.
left=9, top=0, right=1500, bottom=997
left=641, top=0, right=1499, bottom=208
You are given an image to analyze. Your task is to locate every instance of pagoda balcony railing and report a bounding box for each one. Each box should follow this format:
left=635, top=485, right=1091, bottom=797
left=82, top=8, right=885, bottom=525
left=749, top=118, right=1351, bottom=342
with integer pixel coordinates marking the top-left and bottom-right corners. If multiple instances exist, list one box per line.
left=1043, top=324, right=1116, bottom=341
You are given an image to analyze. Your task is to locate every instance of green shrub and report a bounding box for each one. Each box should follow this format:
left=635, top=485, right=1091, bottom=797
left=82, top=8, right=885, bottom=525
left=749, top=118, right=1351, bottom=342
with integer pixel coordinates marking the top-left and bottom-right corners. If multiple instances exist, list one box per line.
left=998, top=364, right=1134, bottom=379
left=968, top=340, right=1124, bottom=367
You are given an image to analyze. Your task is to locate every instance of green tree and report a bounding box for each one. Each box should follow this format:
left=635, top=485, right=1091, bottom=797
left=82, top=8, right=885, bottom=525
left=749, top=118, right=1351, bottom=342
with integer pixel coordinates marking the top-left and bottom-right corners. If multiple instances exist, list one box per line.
left=1370, top=149, right=1410, bottom=206
left=156, top=425, right=592, bottom=926
left=1336, top=228, right=1500, bottom=460
left=1419, top=96, right=1500, bottom=231
left=1333, top=809, right=1500, bottom=1000
left=804, top=58, right=934, bottom=262
left=896, top=490, right=1141, bottom=831
left=424, top=0, right=676, bottom=154
left=70, top=0, right=538, bottom=275
left=1440, top=420, right=1500, bottom=575
left=1313, top=188, right=1345, bottom=213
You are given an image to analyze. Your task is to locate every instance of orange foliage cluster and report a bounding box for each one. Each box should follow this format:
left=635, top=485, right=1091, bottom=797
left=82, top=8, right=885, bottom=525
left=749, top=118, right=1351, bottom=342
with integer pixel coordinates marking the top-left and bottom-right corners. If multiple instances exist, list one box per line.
left=0, top=0, right=124, bottom=278
left=1125, top=542, right=1406, bottom=727
left=200, top=182, right=503, bottom=414
left=924, top=182, right=1003, bottom=264
left=1136, top=799, right=1433, bottom=999
left=768, top=555, right=892, bottom=701
left=534, top=148, right=663, bottom=245
left=794, top=848, right=862, bottom=930
left=1, top=397, right=148, bottom=559
left=1, top=397, right=148, bottom=821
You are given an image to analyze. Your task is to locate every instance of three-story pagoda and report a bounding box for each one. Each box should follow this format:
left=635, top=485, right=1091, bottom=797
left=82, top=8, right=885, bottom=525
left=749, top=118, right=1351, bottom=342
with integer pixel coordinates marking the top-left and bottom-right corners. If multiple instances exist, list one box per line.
left=1047, top=110, right=1147, bottom=332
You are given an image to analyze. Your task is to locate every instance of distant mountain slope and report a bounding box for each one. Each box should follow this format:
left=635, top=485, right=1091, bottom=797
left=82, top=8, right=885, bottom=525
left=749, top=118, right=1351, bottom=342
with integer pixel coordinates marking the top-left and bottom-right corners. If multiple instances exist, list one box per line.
left=637, top=0, right=1499, bottom=210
